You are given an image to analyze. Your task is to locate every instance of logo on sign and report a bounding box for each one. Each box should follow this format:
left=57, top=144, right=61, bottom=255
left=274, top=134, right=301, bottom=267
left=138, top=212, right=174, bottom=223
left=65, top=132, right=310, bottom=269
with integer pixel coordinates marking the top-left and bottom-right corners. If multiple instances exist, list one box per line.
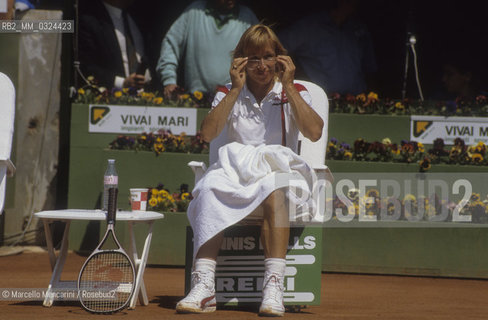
left=90, top=106, right=110, bottom=125
left=413, top=120, right=433, bottom=137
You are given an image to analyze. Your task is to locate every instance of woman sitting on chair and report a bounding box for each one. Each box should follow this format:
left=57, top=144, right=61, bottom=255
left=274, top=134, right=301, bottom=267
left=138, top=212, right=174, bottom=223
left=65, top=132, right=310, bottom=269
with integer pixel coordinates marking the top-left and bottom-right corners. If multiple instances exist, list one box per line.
left=176, top=24, right=324, bottom=317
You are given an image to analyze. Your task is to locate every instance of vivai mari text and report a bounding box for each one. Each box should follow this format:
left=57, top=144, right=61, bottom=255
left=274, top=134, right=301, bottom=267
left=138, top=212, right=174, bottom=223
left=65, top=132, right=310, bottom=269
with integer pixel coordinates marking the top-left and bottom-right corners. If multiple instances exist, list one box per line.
left=121, top=114, right=189, bottom=127
left=446, top=125, right=488, bottom=136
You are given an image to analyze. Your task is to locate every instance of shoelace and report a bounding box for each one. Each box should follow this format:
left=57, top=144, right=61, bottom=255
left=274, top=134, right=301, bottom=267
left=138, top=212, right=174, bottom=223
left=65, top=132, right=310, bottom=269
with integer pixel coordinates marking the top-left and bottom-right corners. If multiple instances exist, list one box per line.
left=186, top=271, right=214, bottom=300
left=262, top=273, right=284, bottom=303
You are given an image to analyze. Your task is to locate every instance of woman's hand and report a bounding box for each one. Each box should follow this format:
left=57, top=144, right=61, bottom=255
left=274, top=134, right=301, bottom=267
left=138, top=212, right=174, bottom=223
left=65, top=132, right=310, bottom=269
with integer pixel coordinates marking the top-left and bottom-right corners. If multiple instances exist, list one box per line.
left=230, top=57, right=248, bottom=90
left=276, top=55, right=296, bottom=88
left=278, top=55, right=323, bottom=142
left=201, top=58, right=247, bottom=142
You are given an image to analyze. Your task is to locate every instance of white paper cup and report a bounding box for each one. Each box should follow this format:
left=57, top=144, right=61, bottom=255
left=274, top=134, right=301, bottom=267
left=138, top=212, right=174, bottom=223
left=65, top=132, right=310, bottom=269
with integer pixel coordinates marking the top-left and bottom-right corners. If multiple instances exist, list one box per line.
left=130, top=188, right=149, bottom=211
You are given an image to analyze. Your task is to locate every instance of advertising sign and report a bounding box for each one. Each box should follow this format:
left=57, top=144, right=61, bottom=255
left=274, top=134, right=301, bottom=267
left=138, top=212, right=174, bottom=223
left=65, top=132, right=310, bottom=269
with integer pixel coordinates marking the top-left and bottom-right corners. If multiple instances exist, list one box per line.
left=411, top=116, right=488, bottom=145
left=88, top=105, right=197, bottom=135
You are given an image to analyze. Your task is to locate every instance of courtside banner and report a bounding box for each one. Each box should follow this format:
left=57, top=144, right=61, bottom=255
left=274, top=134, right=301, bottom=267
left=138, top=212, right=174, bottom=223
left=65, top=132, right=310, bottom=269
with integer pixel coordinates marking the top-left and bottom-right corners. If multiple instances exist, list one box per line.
left=88, top=105, right=197, bottom=135
left=410, top=115, right=488, bottom=145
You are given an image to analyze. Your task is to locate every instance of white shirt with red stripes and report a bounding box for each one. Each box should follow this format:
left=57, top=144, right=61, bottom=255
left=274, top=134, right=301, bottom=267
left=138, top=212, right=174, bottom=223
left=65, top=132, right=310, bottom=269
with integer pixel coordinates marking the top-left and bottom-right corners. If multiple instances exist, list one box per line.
left=211, top=81, right=312, bottom=152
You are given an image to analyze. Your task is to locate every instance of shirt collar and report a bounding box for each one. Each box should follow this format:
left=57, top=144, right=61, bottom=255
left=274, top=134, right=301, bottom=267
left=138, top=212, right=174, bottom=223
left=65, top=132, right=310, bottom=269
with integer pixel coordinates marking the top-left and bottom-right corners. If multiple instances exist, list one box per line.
left=205, top=2, right=239, bottom=28
left=270, top=81, right=283, bottom=97
left=243, top=81, right=283, bottom=107
left=241, top=83, right=253, bottom=103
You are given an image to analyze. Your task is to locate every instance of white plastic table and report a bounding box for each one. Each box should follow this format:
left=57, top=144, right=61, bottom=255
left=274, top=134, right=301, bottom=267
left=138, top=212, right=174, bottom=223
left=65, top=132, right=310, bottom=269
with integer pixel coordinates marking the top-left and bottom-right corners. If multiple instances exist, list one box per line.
left=34, top=209, right=164, bottom=309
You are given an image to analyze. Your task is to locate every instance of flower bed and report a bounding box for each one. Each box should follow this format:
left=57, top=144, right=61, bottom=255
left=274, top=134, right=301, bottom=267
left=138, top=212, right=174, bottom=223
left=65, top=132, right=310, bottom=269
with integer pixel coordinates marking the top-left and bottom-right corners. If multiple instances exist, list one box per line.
left=326, top=188, right=488, bottom=224
left=327, top=137, right=488, bottom=172
left=329, top=92, right=488, bottom=116
left=147, top=183, right=192, bottom=212
left=73, top=81, right=488, bottom=116
left=73, top=81, right=212, bottom=108
left=108, top=129, right=209, bottom=155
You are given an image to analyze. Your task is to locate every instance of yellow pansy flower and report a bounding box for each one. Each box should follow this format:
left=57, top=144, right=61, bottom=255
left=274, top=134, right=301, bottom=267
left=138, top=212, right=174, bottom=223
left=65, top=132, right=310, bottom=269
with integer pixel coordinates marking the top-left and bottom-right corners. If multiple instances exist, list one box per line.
left=154, top=143, right=165, bottom=154
left=148, top=197, right=158, bottom=207
left=470, top=193, right=481, bottom=202
left=403, top=194, right=416, bottom=203
left=367, top=189, right=380, bottom=198
left=193, top=91, right=204, bottom=100
left=367, top=92, right=379, bottom=101
left=395, top=102, right=405, bottom=110
left=417, top=142, right=425, bottom=153
left=356, top=93, right=366, bottom=102
left=158, top=189, right=169, bottom=198
left=181, top=192, right=190, bottom=200
left=472, top=153, right=483, bottom=163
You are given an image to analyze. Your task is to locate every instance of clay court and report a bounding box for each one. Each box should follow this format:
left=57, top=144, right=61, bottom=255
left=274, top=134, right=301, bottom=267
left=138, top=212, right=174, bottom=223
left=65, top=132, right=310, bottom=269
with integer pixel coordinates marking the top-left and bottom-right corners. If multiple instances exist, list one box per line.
left=1, top=248, right=488, bottom=320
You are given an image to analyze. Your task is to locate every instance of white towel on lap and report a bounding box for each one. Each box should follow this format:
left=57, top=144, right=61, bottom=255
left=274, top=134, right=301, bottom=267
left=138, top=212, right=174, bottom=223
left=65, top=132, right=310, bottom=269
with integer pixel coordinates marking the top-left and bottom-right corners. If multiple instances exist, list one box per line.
left=187, top=142, right=317, bottom=259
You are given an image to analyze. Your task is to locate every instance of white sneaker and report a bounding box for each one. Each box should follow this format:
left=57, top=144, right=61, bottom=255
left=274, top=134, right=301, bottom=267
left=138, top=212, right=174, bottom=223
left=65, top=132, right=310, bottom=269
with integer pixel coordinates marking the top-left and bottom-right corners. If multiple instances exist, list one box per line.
left=176, top=271, right=216, bottom=313
left=259, top=272, right=285, bottom=317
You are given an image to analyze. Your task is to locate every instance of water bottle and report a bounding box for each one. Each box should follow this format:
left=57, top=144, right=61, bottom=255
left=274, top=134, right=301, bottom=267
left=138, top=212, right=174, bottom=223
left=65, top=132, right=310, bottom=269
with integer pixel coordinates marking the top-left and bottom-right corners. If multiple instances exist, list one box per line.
left=103, top=159, right=118, bottom=211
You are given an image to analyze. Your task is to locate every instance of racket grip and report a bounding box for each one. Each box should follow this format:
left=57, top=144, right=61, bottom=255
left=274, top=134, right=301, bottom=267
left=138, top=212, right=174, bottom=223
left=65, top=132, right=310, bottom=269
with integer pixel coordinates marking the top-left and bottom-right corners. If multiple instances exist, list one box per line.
left=107, top=187, right=118, bottom=224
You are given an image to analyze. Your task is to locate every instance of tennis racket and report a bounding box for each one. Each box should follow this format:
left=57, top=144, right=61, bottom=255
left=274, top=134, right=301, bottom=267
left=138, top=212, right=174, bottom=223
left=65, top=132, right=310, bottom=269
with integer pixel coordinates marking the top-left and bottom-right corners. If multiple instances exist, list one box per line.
left=78, top=187, right=135, bottom=313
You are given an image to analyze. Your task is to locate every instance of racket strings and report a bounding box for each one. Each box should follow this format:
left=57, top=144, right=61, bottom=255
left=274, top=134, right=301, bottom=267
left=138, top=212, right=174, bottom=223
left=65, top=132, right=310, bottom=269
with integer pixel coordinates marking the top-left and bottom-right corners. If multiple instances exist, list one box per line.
left=79, top=252, right=134, bottom=312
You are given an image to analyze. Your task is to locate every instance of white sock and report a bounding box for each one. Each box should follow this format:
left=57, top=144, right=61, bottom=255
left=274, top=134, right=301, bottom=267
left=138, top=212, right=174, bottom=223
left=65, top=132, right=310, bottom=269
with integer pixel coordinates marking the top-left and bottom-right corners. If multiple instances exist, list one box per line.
left=264, top=258, right=286, bottom=276
left=193, top=258, right=217, bottom=274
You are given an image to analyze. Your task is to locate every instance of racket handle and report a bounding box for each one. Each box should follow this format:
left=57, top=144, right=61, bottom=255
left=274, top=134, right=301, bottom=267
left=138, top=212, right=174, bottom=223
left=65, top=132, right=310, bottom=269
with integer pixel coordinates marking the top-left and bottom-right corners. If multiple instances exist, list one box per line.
left=107, top=187, right=118, bottom=224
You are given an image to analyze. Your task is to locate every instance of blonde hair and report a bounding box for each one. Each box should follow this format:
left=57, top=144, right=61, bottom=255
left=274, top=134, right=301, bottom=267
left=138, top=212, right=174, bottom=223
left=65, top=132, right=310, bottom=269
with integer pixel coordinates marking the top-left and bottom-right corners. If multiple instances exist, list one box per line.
left=233, top=24, right=287, bottom=59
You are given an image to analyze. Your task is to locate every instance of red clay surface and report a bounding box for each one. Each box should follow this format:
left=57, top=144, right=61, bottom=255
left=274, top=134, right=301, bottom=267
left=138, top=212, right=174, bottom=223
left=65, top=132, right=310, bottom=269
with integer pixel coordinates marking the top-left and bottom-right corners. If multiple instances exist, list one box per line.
left=1, top=250, right=488, bottom=319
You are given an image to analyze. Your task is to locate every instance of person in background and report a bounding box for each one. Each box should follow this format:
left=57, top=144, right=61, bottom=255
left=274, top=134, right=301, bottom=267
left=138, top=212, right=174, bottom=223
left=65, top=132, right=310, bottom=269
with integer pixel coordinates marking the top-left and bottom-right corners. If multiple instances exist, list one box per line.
left=430, top=49, right=487, bottom=113
left=278, top=0, right=377, bottom=95
left=78, top=0, right=153, bottom=90
left=176, top=24, right=323, bottom=317
left=14, top=0, right=34, bottom=12
left=156, top=0, right=258, bottom=99
left=440, top=60, right=484, bottom=102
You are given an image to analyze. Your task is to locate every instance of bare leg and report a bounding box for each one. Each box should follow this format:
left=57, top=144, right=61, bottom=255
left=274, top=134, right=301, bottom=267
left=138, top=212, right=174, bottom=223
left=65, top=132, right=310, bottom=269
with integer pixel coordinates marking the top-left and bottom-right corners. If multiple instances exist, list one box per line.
left=260, top=189, right=289, bottom=259
left=195, top=231, right=224, bottom=261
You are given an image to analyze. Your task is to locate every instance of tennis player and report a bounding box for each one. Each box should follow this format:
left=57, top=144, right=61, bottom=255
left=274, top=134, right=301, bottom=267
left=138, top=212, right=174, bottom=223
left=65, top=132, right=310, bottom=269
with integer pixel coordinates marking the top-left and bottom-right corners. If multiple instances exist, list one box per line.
left=176, top=24, right=324, bottom=317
